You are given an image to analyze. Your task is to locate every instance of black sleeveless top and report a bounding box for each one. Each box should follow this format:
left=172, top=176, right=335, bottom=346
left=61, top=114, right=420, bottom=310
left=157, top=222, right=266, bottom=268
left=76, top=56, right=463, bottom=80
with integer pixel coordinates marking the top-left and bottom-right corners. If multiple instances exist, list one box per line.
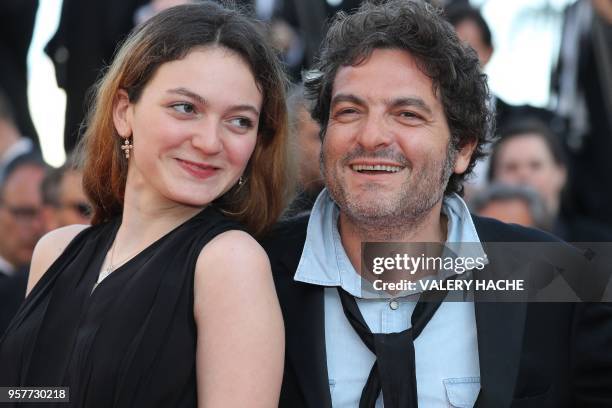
left=0, top=206, right=242, bottom=407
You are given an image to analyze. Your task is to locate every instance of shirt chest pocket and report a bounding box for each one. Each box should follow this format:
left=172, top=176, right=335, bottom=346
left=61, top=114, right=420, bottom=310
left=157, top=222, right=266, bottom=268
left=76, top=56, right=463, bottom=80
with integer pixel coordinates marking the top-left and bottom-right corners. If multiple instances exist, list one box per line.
left=443, top=377, right=480, bottom=408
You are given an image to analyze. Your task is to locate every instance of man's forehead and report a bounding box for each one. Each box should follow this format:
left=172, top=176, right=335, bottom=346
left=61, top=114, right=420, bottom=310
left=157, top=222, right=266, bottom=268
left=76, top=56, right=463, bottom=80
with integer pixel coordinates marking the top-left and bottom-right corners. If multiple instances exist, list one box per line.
left=6, top=165, right=45, bottom=183
left=331, top=48, right=440, bottom=105
left=3, top=165, right=45, bottom=197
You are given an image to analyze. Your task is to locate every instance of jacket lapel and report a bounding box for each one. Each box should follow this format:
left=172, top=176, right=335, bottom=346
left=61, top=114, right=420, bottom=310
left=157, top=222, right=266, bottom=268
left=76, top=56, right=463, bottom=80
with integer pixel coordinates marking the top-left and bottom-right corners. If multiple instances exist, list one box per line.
left=285, top=282, right=331, bottom=407
left=276, top=245, right=332, bottom=408
left=474, top=294, right=527, bottom=407
left=473, top=216, right=527, bottom=407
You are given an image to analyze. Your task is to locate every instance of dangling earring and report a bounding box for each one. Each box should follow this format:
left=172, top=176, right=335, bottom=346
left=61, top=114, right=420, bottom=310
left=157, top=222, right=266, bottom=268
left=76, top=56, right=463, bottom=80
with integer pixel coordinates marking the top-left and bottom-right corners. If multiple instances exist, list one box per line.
left=121, top=136, right=133, bottom=160
left=238, top=176, right=245, bottom=186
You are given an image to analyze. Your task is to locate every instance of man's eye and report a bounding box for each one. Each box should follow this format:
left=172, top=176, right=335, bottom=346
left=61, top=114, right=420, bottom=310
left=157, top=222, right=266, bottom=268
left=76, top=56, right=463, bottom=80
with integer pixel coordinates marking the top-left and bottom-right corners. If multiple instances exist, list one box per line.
left=229, top=117, right=254, bottom=129
left=505, top=163, right=519, bottom=173
left=399, top=111, right=419, bottom=119
left=530, top=161, right=543, bottom=171
left=333, top=108, right=359, bottom=119
left=171, top=103, right=196, bottom=114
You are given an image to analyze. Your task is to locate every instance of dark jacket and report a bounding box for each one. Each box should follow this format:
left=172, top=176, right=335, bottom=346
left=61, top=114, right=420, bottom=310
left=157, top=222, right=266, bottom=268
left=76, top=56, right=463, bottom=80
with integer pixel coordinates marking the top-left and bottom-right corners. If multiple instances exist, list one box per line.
left=0, top=267, right=28, bottom=337
left=261, top=214, right=612, bottom=408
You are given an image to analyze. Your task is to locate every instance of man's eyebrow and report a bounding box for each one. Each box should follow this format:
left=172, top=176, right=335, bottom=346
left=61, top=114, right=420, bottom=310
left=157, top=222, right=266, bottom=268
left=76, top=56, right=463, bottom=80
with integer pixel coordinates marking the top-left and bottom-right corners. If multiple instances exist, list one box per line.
left=166, top=87, right=260, bottom=116
left=167, top=87, right=206, bottom=105
left=386, top=97, right=433, bottom=116
left=330, top=93, right=366, bottom=107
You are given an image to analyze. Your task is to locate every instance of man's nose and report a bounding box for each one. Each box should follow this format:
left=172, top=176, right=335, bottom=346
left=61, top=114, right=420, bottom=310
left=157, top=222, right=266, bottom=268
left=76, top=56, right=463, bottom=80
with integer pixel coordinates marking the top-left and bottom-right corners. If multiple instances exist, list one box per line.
left=355, top=113, right=393, bottom=151
left=32, top=210, right=46, bottom=235
left=516, top=165, right=532, bottom=183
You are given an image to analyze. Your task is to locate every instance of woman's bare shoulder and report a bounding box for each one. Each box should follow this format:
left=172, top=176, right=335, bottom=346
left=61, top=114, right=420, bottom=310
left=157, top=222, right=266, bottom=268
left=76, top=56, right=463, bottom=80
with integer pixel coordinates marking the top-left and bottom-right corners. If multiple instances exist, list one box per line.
left=195, top=230, right=270, bottom=281
left=192, top=229, right=272, bottom=311
left=26, top=224, right=90, bottom=295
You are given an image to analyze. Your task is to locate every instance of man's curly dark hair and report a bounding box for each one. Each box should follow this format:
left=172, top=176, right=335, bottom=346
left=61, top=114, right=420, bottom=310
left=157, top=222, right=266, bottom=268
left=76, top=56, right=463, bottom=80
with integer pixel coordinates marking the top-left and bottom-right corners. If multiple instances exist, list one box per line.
left=304, top=0, right=493, bottom=195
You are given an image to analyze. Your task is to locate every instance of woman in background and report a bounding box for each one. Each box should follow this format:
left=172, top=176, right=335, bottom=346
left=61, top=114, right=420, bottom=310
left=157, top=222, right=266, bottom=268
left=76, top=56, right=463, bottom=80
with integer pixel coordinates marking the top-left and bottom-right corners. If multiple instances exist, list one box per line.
left=0, top=3, right=289, bottom=407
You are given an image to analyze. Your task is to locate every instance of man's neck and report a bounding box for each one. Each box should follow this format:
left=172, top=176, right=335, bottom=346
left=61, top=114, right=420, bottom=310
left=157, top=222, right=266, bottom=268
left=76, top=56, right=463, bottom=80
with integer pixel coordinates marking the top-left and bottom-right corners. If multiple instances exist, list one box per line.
left=338, top=201, right=448, bottom=275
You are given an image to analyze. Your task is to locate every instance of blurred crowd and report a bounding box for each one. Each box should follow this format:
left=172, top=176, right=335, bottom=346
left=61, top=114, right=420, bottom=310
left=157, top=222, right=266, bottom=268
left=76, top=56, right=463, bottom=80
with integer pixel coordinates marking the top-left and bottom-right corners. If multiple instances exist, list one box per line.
left=0, top=0, right=611, bottom=335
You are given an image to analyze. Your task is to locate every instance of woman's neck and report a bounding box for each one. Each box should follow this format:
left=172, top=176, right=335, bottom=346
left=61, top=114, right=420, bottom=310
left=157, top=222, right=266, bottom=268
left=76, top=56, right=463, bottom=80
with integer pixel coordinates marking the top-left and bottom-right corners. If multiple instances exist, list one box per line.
left=112, top=175, right=205, bottom=257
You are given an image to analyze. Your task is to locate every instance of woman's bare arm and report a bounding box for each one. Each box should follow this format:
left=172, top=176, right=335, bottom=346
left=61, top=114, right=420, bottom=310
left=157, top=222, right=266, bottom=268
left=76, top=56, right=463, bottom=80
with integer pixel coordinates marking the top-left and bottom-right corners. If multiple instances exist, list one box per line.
left=193, top=230, right=284, bottom=408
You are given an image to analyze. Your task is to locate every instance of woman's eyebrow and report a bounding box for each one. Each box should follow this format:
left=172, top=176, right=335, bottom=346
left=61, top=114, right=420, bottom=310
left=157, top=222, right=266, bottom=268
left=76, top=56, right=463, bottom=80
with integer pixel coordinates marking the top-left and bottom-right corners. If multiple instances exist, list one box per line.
left=166, top=87, right=206, bottom=105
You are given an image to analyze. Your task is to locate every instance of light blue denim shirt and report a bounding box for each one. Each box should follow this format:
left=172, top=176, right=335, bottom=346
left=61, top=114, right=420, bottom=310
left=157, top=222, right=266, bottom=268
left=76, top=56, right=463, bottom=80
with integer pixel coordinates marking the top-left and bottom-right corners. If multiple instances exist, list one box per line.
left=295, top=189, right=486, bottom=407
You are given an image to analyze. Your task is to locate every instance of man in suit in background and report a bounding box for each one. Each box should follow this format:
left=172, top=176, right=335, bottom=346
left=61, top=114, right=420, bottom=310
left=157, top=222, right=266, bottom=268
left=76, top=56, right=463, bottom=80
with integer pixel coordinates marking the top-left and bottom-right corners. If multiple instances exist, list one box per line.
left=40, top=153, right=92, bottom=231
left=0, top=90, right=38, bottom=183
left=0, top=156, right=47, bottom=335
left=262, top=1, right=612, bottom=407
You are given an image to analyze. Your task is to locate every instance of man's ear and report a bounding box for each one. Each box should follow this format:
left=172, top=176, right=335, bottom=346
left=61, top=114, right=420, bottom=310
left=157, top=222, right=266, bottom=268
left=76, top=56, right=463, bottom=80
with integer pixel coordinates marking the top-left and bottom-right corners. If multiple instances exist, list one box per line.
left=113, top=89, right=133, bottom=137
left=453, top=138, right=478, bottom=174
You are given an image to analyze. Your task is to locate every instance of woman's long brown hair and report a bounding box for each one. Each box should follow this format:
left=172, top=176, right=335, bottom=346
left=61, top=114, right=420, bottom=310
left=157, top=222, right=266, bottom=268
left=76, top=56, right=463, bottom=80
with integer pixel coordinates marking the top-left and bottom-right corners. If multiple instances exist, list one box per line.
left=80, top=2, right=293, bottom=236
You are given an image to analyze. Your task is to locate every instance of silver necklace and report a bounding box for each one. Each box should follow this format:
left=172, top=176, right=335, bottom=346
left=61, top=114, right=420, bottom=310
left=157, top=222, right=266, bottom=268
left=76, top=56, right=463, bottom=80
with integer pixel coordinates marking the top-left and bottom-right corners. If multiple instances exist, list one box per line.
left=99, top=241, right=118, bottom=282
left=98, top=240, right=141, bottom=283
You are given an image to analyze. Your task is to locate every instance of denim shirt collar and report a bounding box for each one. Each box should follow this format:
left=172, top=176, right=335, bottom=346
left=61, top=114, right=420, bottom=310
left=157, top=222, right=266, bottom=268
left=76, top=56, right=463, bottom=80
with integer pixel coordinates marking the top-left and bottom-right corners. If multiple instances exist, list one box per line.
left=294, top=189, right=487, bottom=298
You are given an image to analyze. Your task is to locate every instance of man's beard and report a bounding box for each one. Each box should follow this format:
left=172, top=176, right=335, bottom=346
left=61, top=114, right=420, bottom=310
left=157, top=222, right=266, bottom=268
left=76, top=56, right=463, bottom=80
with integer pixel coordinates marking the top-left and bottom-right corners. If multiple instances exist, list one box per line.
left=322, top=141, right=458, bottom=229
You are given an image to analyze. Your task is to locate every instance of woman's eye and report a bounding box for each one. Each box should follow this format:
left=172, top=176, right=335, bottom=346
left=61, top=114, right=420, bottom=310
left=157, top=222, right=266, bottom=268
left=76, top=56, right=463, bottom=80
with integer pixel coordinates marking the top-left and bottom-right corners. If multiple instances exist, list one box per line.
left=171, top=103, right=196, bottom=114
left=229, top=117, right=254, bottom=129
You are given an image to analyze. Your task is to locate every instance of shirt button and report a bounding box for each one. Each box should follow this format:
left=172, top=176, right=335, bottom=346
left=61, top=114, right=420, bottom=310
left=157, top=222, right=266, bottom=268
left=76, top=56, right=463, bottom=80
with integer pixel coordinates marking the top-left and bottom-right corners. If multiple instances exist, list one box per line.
left=389, top=300, right=399, bottom=310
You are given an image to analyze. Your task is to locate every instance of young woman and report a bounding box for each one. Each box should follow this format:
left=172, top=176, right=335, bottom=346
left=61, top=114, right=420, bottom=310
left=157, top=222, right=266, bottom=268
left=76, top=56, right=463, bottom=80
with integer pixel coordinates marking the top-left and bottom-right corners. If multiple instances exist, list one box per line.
left=0, top=3, right=290, bottom=407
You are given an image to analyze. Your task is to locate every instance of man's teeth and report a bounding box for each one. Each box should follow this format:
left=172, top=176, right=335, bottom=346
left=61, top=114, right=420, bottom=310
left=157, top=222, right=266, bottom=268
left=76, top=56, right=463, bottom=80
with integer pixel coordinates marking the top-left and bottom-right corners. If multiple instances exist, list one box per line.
left=351, top=164, right=402, bottom=173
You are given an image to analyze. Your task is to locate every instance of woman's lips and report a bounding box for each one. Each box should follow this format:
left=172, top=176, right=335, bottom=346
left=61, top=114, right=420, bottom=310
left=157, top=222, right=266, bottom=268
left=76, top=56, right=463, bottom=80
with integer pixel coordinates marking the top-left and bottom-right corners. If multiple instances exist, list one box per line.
left=176, top=158, right=219, bottom=179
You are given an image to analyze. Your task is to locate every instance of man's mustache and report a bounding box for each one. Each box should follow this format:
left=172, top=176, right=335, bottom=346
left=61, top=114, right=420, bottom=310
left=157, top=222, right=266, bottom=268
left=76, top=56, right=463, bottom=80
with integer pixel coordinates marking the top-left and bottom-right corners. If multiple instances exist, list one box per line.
left=340, top=146, right=411, bottom=167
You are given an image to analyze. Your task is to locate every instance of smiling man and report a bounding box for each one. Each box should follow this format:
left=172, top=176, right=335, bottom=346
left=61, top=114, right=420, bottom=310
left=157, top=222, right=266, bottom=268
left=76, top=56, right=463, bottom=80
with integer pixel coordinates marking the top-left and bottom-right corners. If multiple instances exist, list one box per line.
left=322, top=47, right=474, bottom=245
left=262, top=1, right=612, bottom=408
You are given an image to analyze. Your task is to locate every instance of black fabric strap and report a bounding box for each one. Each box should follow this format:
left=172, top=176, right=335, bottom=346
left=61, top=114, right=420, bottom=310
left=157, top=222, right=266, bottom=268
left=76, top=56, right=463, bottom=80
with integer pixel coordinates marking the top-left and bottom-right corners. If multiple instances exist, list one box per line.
left=337, top=286, right=448, bottom=408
